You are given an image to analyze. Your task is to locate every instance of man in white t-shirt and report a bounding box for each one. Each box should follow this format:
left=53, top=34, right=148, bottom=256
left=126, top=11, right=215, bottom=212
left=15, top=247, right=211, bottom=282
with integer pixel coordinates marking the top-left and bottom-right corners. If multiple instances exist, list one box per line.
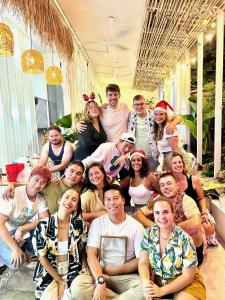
left=77, top=83, right=130, bottom=143
left=72, top=184, right=145, bottom=300
left=0, top=166, right=51, bottom=269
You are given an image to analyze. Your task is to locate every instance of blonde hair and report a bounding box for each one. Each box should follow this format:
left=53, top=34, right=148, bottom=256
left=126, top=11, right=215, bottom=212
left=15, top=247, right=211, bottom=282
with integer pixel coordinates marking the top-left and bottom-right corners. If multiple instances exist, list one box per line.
left=162, top=152, right=187, bottom=174
left=83, top=100, right=101, bottom=122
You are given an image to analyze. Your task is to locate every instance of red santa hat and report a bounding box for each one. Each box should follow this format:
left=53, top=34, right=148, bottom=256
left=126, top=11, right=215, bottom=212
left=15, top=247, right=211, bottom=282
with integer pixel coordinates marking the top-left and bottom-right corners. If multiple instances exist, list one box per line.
left=130, top=150, right=146, bottom=159
left=154, top=100, right=174, bottom=113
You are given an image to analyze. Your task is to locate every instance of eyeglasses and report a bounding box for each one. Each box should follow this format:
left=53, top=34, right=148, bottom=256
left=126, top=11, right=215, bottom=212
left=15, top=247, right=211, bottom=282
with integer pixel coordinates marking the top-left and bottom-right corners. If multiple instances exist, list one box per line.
left=134, top=102, right=145, bottom=107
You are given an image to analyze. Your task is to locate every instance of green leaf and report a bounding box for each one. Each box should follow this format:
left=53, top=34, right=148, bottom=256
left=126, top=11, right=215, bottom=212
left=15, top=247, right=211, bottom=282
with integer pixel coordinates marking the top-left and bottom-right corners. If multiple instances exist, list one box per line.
left=55, top=114, right=72, bottom=128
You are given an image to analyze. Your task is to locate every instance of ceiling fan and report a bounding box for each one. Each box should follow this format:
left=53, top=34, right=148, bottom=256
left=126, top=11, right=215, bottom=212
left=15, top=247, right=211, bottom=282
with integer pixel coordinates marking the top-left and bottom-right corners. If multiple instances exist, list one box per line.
left=82, top=16, right=131, bottom=52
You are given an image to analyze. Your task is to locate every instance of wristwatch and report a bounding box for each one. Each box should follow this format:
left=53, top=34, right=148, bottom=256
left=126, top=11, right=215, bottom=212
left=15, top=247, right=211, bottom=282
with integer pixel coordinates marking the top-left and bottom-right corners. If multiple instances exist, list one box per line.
left=96, top=276, right=105, bottom=285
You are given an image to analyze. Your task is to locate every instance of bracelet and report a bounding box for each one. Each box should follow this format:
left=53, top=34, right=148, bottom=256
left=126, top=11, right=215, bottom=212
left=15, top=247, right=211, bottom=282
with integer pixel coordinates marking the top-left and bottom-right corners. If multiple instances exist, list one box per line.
left=201, top=212, right=207, bottom=216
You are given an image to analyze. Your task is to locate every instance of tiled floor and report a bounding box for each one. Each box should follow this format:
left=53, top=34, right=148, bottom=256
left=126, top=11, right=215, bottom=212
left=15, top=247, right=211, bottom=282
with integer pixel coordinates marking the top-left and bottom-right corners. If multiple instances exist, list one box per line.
left=0, top=245, right=225, bottom=300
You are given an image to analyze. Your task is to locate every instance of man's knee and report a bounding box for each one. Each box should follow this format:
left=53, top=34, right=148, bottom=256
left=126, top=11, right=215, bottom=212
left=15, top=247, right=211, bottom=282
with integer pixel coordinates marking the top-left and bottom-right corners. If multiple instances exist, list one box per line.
left=71, top=273, right=94, bottom=300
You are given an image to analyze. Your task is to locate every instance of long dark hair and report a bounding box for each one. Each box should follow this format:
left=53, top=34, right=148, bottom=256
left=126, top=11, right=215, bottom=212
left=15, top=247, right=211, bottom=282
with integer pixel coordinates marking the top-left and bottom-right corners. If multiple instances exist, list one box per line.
left=85, top=162, right=108, bottom=191
left=129, top=156, right=150, bottom=178
left=153, top=112, right=168, bottom=141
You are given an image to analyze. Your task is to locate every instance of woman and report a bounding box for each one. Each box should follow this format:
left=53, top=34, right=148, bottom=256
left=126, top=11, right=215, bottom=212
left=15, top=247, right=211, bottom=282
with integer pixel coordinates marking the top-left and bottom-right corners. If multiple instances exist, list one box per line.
left=163, top=152, right=216, bottom=241
left=0, top=166, right=51, bottom=269
left=139, top=196, right=206, bottom=300
left=81, top=162, right=109, bottom=223
left=153, top=100, right=180, bottom=157
left=32, top=188, right=87, bottom=300
left=73, top=100, right=107, bottom=160
left=127, top=150, right=159, bottom=209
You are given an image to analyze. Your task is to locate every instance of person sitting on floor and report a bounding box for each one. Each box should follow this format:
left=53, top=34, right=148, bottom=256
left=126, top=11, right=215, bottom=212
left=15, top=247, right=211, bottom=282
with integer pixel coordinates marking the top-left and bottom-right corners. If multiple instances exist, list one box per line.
left=133, top=172, right=204, bottom=266
left=72, top=184, right=145, bottom=300
left=81, top=163, right=109, bottom=224
left=162, top=152, right=217, bottom=246
left=32, top=188, right=87, bottom=300
left=0, top=166, right=51, bottom=269
left=120, top=150, right=159, bottom=211
left=139, top=196, right=206, bottom=300
left=4, top=161, right=85, bottom=215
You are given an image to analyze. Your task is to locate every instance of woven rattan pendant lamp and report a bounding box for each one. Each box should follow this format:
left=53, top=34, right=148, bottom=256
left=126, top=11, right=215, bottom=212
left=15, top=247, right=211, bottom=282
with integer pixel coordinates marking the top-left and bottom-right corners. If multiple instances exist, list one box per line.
left=0, top=22, right=14, bottom=56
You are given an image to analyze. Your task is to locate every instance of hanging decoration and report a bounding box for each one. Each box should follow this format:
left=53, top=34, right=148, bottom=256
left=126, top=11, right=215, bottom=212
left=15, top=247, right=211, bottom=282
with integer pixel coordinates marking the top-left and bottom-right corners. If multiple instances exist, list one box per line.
left=0, top=22, right=14, bottom=56
left=21, top=49, right=44, bottom=74
left=1, top=0, right=74, bottom=61
left=21, top=27, right=44, bottom=74
left=45, top=65, right=62, bottom=85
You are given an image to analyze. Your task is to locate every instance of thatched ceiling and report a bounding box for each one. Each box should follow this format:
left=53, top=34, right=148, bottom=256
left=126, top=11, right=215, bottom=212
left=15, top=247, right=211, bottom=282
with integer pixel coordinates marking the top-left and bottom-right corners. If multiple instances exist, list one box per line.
left=134, top=0, right=225, bottom=91
left=0, top=0, right=74, bottom=60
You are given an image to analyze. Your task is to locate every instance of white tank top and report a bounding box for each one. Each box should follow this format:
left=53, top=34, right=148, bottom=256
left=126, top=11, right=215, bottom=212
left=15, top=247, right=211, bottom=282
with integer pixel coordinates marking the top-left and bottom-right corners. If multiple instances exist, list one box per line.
left=128, top=183, right=152, bottom=206
left=57, top=240, right=68, bottom=255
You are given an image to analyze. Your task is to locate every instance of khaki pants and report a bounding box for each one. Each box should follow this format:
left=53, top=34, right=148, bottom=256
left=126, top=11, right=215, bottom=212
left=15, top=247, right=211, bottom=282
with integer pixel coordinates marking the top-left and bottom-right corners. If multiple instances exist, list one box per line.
left=71, top=272, right=145, bottom=300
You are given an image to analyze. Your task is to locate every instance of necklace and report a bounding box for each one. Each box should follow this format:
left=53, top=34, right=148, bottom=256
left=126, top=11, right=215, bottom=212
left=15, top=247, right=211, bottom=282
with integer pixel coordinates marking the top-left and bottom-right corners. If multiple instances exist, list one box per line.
left=160, top=233, right=171, bottom=240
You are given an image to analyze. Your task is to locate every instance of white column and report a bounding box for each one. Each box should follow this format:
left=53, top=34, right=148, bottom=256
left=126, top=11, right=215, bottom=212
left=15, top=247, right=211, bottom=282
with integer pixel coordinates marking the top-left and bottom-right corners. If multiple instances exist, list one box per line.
left=197, top=33, right=203, bottom=165
left=214, top=11, right=224, bottom=177
left=184, top=52, right=191, bottom=147
left=175, top=62, right=181, bottom=113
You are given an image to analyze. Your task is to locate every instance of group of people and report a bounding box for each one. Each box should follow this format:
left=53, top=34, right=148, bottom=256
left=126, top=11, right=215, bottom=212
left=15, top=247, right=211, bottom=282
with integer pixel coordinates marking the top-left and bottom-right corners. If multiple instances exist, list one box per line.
left=0, top=83, right=214, bottom=300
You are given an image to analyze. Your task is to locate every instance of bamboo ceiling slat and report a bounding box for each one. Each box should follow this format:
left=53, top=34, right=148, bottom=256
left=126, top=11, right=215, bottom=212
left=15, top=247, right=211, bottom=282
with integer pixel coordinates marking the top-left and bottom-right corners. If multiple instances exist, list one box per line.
left=134, top=0, right=225, bottom=90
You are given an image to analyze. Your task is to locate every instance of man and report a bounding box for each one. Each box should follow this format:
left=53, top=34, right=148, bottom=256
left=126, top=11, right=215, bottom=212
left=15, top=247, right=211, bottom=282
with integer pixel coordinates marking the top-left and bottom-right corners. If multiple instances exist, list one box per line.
left=0, top=166, right=51, bottom=269
left=39, top=125, right=74, bottom=177
left=77, top=84, right=130, bottom=143
left=72, top=184, right=145, bottom=300
left=42, top=160, right=84, bottom=214
left=128, top=95, right=181, bottom=170
left=82, top=132, right=135, bottom=178
left=133, top=172, right=204, bottom=265
left=4, top=161, right=84, bottom=215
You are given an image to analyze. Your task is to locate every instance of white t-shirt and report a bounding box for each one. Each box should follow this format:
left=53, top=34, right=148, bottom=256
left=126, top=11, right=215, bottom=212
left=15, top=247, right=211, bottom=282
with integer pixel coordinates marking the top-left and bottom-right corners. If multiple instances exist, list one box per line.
left=134, top=115, right=151, bottom=156
left=0, top=186, right=48, bottom=231
left=87, top=214, right=144, bottom=267
left=100, top=103, right=130, bottom=143
left=157, top=126, right=181, bottom=153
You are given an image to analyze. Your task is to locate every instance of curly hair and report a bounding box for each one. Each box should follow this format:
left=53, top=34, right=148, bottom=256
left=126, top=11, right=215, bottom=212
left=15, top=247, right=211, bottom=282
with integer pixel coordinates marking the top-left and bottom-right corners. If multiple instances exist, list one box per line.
left=85, top=163, right=108, bottom=191
left=30, top=166, right=51, bottom=184
left=129, top=156, right=150, bottom=178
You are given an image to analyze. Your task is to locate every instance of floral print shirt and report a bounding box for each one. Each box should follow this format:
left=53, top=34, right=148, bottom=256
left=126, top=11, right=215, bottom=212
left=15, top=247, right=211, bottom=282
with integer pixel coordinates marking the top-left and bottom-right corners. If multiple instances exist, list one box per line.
left=140, top=224, right=197, bottom=285
left=32, top=213, right=87, bottom=299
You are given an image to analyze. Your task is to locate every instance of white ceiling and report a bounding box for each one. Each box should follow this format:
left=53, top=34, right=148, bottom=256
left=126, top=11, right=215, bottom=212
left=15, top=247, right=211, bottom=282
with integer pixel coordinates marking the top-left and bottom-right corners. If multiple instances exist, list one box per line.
left=57, top=0, right=146, bottom=89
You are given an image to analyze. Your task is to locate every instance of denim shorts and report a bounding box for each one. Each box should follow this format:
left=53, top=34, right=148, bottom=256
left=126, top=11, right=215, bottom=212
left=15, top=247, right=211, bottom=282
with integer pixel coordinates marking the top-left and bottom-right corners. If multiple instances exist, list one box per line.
left=0, top=229, right=35, bottom=268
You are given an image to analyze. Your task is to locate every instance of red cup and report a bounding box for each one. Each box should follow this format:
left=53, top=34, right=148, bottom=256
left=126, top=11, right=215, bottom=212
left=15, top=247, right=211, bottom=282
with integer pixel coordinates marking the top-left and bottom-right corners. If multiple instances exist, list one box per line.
left=5, top=163, right=25, bottom=182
